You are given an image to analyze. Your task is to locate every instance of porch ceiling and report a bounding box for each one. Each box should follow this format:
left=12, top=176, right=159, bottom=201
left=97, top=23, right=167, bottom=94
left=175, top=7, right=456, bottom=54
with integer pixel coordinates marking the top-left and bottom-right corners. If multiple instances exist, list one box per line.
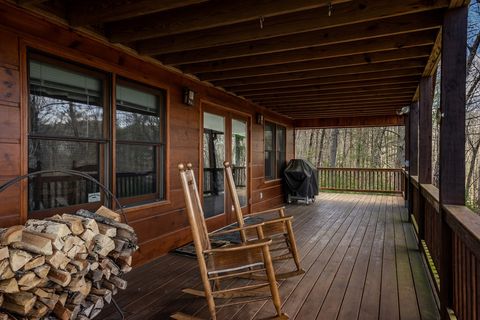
left=17, top=0, right=464, bottom=120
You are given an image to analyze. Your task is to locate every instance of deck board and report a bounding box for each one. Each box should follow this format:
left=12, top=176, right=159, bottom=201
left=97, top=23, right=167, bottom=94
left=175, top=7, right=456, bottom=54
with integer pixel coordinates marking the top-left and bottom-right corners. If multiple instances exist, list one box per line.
left=100, top=193, right=440, bottom=320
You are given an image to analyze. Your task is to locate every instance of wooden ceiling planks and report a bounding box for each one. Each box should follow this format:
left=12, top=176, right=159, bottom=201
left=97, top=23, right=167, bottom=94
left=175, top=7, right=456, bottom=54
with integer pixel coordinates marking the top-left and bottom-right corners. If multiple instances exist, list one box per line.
left=15, top=0, right=457, bottom=120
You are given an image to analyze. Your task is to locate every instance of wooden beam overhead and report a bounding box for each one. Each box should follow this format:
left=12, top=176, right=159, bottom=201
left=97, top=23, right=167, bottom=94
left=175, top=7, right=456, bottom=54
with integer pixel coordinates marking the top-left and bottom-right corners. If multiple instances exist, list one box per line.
left=293, top=115, right=405, bottom=128
left=228, top=68, right=424, bottom=92
left=69, top=0, right=207, bottom=27
left=16, top=0, right=47, bottom=5
left=245, top=82, right=419, bottom=98
left=198, top=46, right=432, bottom=81
left=269, top=99, right=410, bottom=110
left=212, top=59, right=427, bottom=88
left=240, top=77, right=420, bottom=97
left=145, top=10, right=443, bottom=59
left=178, top=30, right=438, bottom=74
left=128, top=0, right=449, bottom=54
left=259, top=94, right=415, bottom=107
left=107, top=0, right=349, bottom=42
left=290, top=111, right=399, bottom=118
left=252, top=89, right=416, bottom=103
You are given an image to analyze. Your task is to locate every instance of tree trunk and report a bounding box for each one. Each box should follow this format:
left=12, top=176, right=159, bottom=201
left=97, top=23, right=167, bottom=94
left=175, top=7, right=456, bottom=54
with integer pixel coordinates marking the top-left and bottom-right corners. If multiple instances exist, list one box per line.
left=329, top=128, right=339, bottom=167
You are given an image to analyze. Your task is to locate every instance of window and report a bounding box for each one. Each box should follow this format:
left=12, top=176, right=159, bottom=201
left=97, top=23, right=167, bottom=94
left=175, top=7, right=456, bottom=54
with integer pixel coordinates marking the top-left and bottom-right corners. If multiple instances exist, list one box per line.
left=116, top=80, right=166, bottom=204
left=264, top=122, right=286, bottom=180
left=27, top=53, right=167, bottom=213
left=28, top=56, right=105, bottom=212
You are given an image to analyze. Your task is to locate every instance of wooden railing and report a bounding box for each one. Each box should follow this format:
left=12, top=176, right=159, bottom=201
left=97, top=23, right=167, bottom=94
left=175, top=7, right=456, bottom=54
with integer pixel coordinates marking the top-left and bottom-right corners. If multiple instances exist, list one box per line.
left=203, top=166, right=246, bottom=195
left=29, top=171, right=155, bottom=210
left=318, top=167, right=404, bottom=194
left=409, top=177, right=480, bottom=320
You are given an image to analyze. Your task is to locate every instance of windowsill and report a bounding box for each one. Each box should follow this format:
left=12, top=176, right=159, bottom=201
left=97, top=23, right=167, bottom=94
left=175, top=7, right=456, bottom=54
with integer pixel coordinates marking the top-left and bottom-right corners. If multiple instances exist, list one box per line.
left=121, top=199, right=171, bottom=214
left=264, top=178, right=282, bottom=184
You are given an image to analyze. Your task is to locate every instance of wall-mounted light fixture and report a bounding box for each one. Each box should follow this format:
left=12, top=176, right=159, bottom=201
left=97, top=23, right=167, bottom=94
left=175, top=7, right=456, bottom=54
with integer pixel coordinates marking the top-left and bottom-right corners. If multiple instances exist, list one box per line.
left=183, top=87, right=195, bottom=106
left=256, top=113, right=264, bottom=125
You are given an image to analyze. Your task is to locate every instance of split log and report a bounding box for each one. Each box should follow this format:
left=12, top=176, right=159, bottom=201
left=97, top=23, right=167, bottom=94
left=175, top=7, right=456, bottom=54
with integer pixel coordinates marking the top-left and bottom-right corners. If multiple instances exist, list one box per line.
left=0, top=247, right=9, bottom=261
left=11, top=231, right=53, bottom=255
left=62, top=214, right=99, bottom=234
left=24, top=255, right=45, bottom=271
left=5, top=292, right=37, bottom=314
left=53, top=301, right=72, bottom=320
left=0, top=259, right=14, bottom=280
left=91, top=234, right=115, bottom=257
left=0, top=278, right=19, bottom=293
left=48, top=268, right=71, bottom=287
left=46, top=215, right=84, bottom=235
left=33, top=264, right=50, bottom=279
left=46, top=251, right=70, bottom=270
left=9, top=249, right=32, bottom=272
left=95, top=206, right=121, bottom=222
left=24, top=220, right=71, bottom=239
left=23, top=230, right=64, bottom=251
left=0, top=226, right=23, bottom=245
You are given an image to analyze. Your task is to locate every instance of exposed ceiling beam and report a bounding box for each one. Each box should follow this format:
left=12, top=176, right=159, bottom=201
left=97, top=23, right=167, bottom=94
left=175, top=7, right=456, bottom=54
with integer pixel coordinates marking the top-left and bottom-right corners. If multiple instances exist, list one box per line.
left=252, top=89, right=416, bottom=102
left=107, top=0, right=349, bottom=42
left=228, top=68, right=424, bottom=92
left=245, top=83, right=419, bottom=98
left=293, top=115, right=405, bottom=128
left=212, top=59, right=426, bottom=87
left=129, top=0, right=448, bottom=54
left=68, top=0, right=207, bottom=27
left=148, top=10, right=442, bottom=60
left=240, top=77, right=420, bottom=96
left=16, top=0, right=47, bottom=5
left=268, top=99, right=410, bottom=110
left=198, top=46, right=432, bottom=81
left=289, top=110, right=400, bottom=118
left=178, top=30, right=437, bottom=73
left=281, top=106, right=401, bottom=114
left=259, top=94, right=415, bottom=107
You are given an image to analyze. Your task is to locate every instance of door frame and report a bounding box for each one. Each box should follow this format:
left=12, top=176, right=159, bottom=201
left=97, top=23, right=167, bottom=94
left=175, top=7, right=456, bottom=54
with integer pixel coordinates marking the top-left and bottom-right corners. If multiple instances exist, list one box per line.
left=199, top=100, right=252, bottom=230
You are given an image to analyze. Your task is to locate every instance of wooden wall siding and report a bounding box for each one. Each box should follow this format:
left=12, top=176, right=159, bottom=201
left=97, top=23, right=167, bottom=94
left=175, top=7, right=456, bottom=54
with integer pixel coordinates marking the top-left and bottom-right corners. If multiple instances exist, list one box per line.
left=0, top=3, right=294, bottom=266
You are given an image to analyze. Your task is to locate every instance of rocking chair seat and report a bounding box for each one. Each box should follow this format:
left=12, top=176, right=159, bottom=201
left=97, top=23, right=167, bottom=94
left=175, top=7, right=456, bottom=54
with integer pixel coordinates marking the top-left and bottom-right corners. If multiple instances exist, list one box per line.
left=206, top=239, right=270, bottom=275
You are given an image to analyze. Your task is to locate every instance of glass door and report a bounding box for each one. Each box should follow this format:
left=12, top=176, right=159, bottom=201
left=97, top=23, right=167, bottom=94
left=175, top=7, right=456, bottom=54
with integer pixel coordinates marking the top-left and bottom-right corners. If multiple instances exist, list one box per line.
left=202, top=112, right=225, bottom=218
left=231, top=118, right=248, bottom=208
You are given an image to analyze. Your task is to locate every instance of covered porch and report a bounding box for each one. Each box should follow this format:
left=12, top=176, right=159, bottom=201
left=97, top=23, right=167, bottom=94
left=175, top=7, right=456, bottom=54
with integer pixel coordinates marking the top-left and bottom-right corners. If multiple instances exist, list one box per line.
left=99, top=192, right=439, bottom=320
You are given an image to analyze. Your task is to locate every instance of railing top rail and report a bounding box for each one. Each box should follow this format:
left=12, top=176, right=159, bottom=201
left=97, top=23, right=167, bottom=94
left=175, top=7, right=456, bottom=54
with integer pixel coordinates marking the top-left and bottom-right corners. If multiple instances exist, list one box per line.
left=317, top=167, right=403, bottom=172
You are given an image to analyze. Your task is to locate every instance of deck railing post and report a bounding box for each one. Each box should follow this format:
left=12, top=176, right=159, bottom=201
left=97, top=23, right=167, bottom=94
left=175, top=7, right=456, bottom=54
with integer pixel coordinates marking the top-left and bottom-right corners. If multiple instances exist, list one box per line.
left=439, top=6, right=467, bottom=320
left=418, top=76, right=433, bottom=242
left=408, top=101, right=419, bottom=221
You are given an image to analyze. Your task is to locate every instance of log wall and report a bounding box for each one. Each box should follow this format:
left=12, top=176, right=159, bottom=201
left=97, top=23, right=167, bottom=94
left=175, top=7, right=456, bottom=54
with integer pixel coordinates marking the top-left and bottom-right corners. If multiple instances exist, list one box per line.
left=0, top=2, right=294, bottom=266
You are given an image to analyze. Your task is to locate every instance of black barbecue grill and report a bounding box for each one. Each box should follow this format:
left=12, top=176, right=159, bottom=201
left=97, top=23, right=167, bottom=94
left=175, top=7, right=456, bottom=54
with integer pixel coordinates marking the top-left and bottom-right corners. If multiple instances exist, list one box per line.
left=284, top=159, right=318, bottom=205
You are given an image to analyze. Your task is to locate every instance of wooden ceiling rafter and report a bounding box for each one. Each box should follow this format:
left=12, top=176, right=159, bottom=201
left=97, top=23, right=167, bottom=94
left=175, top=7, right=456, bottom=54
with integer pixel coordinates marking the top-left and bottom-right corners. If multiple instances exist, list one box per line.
left=197, top=46, right=433, bottom=81
left=129, top=0, right=449, bottom=54
left=106, top=0, right=349, bottom=42
left=177, top=30, right=438, bottom=74
left=259, top=95, right=415, bottom=107
left=228, top=68, right=424, bottom=93
left=211, top=59, right=427, bottom=88
left=151, top=11, right=443, bottom=63
left=269, top=100, right=411, bottom=111
left=68, top=0, right=208, bottom=27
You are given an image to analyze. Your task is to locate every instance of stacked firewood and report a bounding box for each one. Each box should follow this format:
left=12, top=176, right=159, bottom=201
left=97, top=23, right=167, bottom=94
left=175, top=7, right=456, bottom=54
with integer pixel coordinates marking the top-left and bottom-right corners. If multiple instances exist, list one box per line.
left=0, top=206, right=138, bottom=319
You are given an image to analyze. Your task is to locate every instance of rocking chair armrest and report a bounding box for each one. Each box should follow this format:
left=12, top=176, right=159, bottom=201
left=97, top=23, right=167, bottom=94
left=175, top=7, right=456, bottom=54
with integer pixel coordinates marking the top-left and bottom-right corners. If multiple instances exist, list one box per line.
left=248, top=206, right=286, bottom=217
left=261, top=215, right=294, bottom=225
left=203, top=238, right=272, bottom=253
left=209, top=222, right=266, bottom=237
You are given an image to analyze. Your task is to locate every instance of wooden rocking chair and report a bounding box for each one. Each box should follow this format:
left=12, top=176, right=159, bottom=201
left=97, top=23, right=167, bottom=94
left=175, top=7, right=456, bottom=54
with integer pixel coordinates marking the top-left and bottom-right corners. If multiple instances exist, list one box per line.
left=224, top=161, right=305, bottom=280
left=172, top=163, right=288, bottom=320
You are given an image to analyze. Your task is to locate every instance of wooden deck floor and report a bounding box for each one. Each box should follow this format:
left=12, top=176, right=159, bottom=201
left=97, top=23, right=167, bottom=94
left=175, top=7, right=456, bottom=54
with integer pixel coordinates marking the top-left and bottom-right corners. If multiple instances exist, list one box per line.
left=100, top=193, right=439, bottom=320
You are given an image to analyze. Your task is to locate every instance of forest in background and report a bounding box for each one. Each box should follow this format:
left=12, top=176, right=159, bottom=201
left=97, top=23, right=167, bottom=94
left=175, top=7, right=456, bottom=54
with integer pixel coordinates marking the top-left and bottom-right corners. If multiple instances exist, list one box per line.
left=295, top=3, right=480, bottom=213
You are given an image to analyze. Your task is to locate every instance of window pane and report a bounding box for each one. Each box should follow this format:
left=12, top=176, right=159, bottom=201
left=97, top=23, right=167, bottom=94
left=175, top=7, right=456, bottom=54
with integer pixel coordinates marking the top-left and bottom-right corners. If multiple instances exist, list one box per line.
left=28, top=139, right=100, bottom=211
left=203, top=112, right=225, bottom=218
left=116, top=144, right=157, bottom=199
left=116, top=84, right=162, bottom=142
left=232, top=119, right=247, bottom=207
left=265, top=122, right=275, bottom=180
left=264, top=122, right=274, bottom=151
left=276, top=126, right=286, bottom=178
left=29, top=60, right=103, bottom=139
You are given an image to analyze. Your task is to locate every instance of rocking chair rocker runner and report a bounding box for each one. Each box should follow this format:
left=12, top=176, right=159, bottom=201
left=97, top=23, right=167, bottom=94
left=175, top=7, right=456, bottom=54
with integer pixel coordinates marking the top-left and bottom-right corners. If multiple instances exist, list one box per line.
left=172, top=163, right=288, bottom=320
left=224, top=162, right=305, bottom=280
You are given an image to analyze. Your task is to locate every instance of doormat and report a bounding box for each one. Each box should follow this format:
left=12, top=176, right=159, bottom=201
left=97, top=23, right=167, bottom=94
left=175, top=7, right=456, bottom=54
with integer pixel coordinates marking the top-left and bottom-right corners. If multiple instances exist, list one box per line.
left=173, top=216, right=264, bottom=258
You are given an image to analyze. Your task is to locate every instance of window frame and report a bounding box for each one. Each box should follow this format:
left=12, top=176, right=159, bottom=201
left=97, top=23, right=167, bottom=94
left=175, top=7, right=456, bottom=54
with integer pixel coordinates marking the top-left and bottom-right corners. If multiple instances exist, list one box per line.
left=264, top=121, right=287, bottom=181
left=114, top=77, right=166, bottom=206
left=26, top=51, right=168, bottom=216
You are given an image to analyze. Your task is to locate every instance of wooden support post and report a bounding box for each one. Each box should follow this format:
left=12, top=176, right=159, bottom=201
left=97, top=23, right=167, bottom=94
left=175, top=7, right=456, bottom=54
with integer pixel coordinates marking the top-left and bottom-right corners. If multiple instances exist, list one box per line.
left=439, top=6, right=467, bottom=320
left=408, top=101, right=419, bottom=220
left=417, top=76, right=433, bottom=241
left=404, top=114, right=410, bottom=202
